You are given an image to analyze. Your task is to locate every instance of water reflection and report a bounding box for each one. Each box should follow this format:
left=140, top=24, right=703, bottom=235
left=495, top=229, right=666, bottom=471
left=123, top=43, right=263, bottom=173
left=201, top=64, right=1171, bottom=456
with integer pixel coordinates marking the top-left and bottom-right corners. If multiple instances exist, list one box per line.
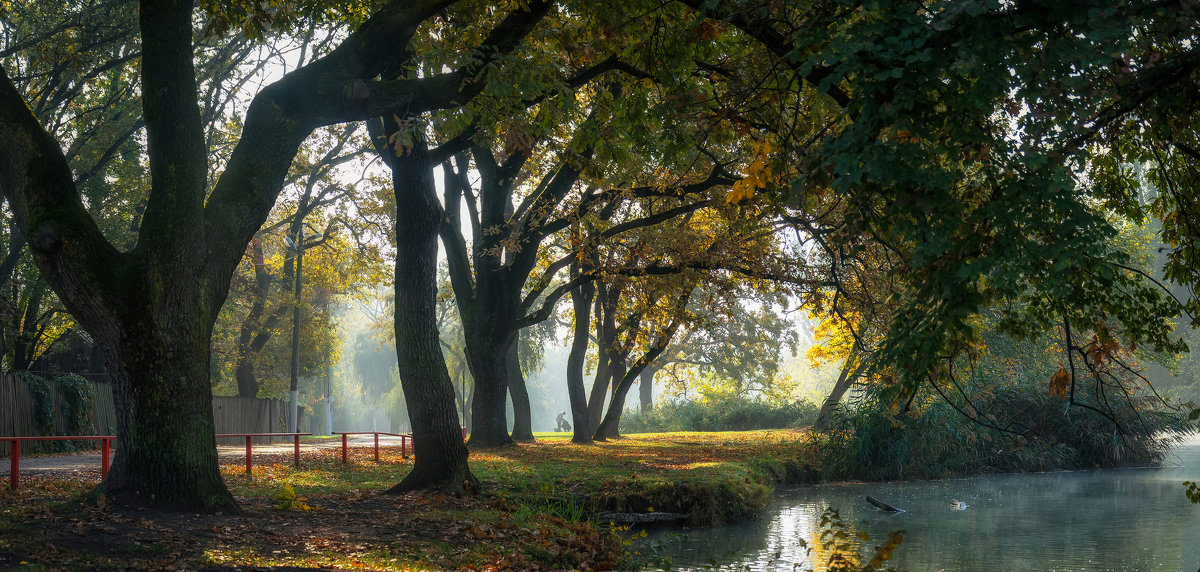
left=649, top=439, right=1200, bottom=571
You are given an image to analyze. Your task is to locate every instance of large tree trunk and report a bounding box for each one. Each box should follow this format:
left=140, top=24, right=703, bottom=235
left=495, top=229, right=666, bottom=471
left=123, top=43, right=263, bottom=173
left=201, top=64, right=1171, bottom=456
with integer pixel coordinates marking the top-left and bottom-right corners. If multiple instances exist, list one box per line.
left=587, top=356, right=611, bottom=436
left=383, top=133, right=475, bottom=494
left=97, top=290, right=237, bottom=512
left=466, top=343, right=515, bottom=448
left=507, top=341, right=535, bottom=442
left=234, top=360, right=258, bottom=398
left=814, top=344, right=867, bottom=431
left=639, top=366, right=655, bottom=413
left=566, top=274, right=594, bottom=444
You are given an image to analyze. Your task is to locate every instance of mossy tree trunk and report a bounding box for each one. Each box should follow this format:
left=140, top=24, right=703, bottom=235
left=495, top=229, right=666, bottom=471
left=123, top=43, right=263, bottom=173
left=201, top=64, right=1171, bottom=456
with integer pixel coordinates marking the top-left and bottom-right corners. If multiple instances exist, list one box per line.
left=99, top=278, right=235, bottom=511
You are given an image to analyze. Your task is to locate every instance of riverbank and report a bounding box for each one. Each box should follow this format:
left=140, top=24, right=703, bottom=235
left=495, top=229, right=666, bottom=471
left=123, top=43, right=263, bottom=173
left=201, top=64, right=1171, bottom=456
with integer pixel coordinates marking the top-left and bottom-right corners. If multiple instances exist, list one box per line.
left=0, top=429, right=820, bottom=570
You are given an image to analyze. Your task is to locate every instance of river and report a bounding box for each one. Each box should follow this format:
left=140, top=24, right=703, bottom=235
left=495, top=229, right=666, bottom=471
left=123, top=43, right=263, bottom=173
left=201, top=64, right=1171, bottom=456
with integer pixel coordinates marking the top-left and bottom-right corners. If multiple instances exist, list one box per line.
left=648, top=436, right=1200, bottom=571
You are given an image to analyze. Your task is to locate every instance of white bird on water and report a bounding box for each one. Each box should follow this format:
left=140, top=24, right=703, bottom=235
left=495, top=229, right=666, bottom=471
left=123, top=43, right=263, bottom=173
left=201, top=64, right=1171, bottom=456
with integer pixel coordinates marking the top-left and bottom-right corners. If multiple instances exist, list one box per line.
left=949, top=499, right=968, bottom=510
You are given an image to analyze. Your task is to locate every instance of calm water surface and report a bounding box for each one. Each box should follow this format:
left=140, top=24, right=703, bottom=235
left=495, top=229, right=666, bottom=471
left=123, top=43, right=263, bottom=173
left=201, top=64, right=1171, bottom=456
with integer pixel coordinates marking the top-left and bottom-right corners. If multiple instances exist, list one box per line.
left=648, top=437, right=1200, bottom=571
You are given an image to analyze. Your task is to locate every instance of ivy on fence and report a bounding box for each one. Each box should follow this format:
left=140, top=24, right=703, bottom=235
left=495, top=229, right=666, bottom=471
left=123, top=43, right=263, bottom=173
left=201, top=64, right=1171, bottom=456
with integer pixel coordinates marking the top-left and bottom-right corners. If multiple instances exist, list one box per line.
left=56, top=374, right=95, bottom=436
left=17, top=371, right=55, bottom=437
left=9, top=371, right=97, bottom=453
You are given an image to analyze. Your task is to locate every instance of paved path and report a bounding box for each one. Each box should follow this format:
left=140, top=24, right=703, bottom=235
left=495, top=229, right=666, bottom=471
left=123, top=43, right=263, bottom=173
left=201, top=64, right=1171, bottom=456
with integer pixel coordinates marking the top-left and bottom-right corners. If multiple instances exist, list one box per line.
left=10, top=434, right=410, bottom=475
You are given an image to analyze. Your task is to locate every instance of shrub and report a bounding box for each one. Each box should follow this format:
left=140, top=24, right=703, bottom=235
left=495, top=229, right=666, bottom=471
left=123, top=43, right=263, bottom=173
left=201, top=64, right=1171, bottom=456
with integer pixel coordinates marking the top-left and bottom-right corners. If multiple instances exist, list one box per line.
left=55, top=373, right=95, bottom=436
left=621, top=396, right=817, bottom=433
left=815, top=385, right=1191, bottom=481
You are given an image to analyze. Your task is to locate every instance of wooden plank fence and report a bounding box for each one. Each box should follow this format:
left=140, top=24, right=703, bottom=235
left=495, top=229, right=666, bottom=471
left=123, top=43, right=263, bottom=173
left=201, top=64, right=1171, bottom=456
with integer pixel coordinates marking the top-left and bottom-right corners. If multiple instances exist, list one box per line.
left=212, top=396, right=306, bottom=445
left=1, top=373, right=307, bottom=452
left=0, top=373, right=116, bottom=456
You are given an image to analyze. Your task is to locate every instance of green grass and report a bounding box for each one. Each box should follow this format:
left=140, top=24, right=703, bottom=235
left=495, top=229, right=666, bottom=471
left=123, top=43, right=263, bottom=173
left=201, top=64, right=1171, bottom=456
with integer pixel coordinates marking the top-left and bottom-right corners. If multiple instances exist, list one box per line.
left=224, top=429, right=818, bottom=526
left=0, top=430, right=820, bottom=570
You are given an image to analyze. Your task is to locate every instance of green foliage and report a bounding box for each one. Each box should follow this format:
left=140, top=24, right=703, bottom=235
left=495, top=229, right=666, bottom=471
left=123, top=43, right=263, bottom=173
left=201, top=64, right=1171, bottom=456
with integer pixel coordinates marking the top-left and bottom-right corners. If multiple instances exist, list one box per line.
left=817, top=507, right=903, bottom=572
left=54, top=374, right=94, bottom=436
left=18, top=372, right=54, bottom=437
left=14, top=372, right=94, bottom=453
left=274, top=481, right=311, bottom=511
left=817, top=385, right=1189, bottom=481
left=620, top=396, right=817, bottom=433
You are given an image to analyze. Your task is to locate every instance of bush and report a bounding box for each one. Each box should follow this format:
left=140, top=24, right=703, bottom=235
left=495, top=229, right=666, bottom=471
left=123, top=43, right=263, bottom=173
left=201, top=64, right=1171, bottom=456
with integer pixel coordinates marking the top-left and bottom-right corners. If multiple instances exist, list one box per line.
left=55, top=373, right=95, bottom=436
left=621, top=396, right=818, bottom=433
left=815, top=385, right=1192, bottom=481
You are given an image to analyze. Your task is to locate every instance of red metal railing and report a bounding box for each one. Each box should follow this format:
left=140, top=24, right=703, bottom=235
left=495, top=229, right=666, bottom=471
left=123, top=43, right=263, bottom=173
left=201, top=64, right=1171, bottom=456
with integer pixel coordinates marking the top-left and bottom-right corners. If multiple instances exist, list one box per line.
left=4, top=435, right=114, bottom=490
left=5, top=428, right=470, bottom=487
left=332, top=432, right=410, bottom=463
left=331, top=428, right=466, bottom=464
left=215, top=433, right=311, bottom=476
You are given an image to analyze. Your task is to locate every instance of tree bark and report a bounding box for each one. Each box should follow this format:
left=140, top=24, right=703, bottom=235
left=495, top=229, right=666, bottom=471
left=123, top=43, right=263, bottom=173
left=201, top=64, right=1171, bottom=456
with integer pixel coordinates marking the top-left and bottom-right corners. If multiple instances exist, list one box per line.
left=566, top=269, right=594, bottom=444
left=586, top=283, right=613, bottom=435
left=383, top=134, right=475, bottom=494
left=507, top=340, right=535, bottom=442
left=466, top=343, right=515, bottom=447
left=639, top=366, right=655, bottom=413
left=814, top=344, right=867, bottom=430
left=97, top=306, right=237, bottom=512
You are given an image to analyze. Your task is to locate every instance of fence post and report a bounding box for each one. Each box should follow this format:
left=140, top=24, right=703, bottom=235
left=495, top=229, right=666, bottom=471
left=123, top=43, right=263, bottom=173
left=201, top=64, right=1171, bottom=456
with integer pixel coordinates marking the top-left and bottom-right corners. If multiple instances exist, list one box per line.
left=341, top=433, right=348, bottom=464
left=401, top=435, right=408, bottom=459
left=101, top=438, right=109, bottom=478
left=293, top=434, right=301, bottom=468
left=373, top=433, right=379, bottom=462
left=244, top=435, right=253, bottom=476
left=9, top=440, right=17, bottom=490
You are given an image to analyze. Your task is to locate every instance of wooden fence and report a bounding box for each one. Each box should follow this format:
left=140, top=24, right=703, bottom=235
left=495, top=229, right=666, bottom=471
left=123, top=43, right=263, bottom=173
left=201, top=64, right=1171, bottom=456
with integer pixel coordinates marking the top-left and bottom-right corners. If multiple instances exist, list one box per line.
left=0, top=373, right=116, bottom=455
left=212, top=396, right=306, bottom=445
left=1, top=373, right=307, bottom=452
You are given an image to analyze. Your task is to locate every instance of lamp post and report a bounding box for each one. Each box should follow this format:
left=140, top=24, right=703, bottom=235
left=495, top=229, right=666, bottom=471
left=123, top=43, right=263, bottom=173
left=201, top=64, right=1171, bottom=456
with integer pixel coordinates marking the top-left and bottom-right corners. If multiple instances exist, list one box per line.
left=285, top=228, right=323, bottom=434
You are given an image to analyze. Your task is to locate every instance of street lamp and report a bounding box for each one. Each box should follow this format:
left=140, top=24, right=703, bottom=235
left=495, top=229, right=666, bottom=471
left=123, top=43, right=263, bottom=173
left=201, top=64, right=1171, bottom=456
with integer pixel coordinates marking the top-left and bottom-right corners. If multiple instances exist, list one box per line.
left=285, top=227, right=324, bottom=434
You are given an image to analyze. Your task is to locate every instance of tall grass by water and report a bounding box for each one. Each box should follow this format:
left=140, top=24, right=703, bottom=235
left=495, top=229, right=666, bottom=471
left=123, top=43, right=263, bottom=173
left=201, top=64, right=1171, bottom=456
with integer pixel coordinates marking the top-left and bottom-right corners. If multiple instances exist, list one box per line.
left=815, top=386, right=1193, bottom=481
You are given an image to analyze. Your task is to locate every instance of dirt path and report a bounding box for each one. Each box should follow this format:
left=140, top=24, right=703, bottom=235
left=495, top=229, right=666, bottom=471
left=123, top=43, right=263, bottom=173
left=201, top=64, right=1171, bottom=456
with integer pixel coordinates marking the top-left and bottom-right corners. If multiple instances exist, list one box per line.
left=12, top=434, right=409, bottom=475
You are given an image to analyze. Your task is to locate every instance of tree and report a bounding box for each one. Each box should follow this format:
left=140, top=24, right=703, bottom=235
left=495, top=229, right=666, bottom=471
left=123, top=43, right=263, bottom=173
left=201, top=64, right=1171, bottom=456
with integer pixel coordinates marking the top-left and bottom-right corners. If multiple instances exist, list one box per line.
left=649, top=287, right=800, bottom=408
left=358, top=0, right=558, bottom=489
left=211, top=124, right=386, bottom=399
left=0, top=0, right=548, bottom=510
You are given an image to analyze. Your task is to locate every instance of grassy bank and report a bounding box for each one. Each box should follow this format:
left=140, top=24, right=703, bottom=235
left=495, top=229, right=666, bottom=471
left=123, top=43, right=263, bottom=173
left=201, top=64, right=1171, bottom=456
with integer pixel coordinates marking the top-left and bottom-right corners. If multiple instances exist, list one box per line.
left=0, top=430, right=819, bottom=571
